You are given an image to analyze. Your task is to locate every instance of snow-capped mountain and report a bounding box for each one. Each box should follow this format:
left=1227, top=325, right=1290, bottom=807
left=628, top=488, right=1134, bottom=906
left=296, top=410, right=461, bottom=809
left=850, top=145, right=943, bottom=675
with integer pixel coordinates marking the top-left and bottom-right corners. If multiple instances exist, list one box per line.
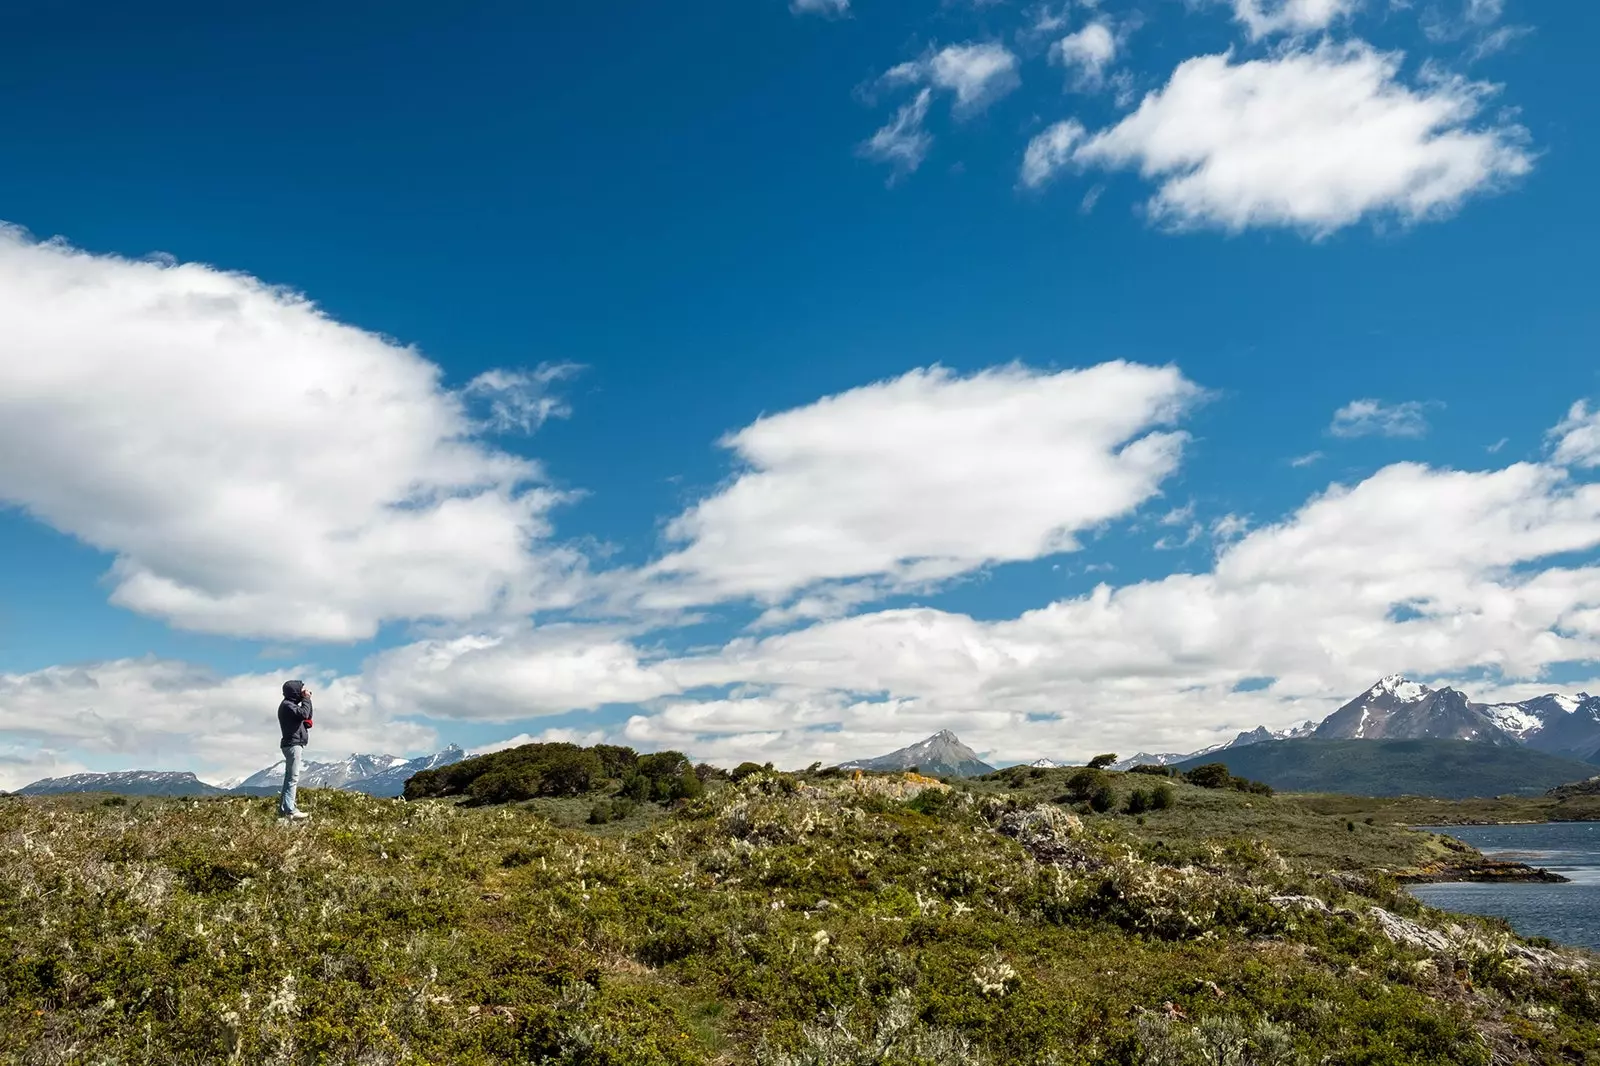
left=345, top=746, right=467, bottom=797
left=1029, top=758, right=1066, bottom=769
left=1510, top=694, right=1600, bottom=761
left=1110, top=721, right=1315, bottom=770
left=1226, top=720, right=1317, bottom=748
left=1312, top=676, right=1520, bottom=745
left=234, top=752, right=414, bottom=794
left=233, top=747, right=467, bottom=796
left=838, top=730, right=995, bottom=778
left=17, top=771, right=224, bottom=797
left=1109, top=750, right=1213, bottom=771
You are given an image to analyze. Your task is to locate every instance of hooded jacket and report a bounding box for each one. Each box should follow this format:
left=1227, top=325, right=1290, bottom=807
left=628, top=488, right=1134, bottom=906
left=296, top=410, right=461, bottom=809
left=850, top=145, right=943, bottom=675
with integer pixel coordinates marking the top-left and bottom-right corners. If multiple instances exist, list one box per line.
left=278, top=680, right=314, bottom=748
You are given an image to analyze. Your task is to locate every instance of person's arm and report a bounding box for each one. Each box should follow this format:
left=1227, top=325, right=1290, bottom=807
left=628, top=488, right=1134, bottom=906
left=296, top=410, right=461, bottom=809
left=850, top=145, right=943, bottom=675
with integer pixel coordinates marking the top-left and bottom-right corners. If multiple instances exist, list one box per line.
left=301, top=696, right=314, bottom=729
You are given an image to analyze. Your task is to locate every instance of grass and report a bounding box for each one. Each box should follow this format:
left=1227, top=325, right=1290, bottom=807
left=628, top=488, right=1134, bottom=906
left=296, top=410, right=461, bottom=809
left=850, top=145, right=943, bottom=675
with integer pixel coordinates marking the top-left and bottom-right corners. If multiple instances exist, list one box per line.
left=2, top=774, right=1598, bottom=1065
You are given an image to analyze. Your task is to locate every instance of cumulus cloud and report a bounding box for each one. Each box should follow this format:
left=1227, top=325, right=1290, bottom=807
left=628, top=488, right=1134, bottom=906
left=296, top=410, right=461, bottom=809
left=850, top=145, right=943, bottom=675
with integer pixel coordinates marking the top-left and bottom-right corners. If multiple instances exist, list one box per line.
left=642, top=455, right=1600, bottom=766
left=1033, top=42, right=1532, bottom=234
left=641, top=361, right=1202, bottom=608
left=859, top=89, right=934, bottom=179
left=361, top=624, right=682, bottom=721
left=13, top=404, right=1600, bottom=779
left=0, top=226, right=584, bottom=642
left=0, top=658, right=434, bottom=790
left=1550, top=401, right=1600, bottom=468
left=1051, top=21, right=1118, bottom=90
left=1229, top=0, right=1362, bottom=39
left=1329, top=398, right=1434, bottom=438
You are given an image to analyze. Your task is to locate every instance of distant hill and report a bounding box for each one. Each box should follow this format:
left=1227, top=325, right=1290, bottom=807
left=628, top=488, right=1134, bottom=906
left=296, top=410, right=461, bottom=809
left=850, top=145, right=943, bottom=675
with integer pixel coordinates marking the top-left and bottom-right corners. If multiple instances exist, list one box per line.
left=1174, top=738, right=1600, bottom=799
left=837, top=730, right=994, bottom=778
left=16, top=771, right=224, bottom=797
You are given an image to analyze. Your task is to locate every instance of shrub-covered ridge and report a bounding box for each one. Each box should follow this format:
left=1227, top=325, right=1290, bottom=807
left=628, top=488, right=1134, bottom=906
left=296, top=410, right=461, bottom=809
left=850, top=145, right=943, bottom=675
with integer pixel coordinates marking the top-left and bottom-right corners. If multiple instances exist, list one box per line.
left=1, top=770, right=1597, bottom=1065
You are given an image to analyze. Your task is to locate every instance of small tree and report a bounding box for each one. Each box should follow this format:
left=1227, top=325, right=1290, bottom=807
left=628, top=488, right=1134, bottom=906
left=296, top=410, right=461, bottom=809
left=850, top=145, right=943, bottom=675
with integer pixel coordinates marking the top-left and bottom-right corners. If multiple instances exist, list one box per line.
left=1087, top=753, right=1118, bottom=770
left=1124, top=789, right=1151, bottom=815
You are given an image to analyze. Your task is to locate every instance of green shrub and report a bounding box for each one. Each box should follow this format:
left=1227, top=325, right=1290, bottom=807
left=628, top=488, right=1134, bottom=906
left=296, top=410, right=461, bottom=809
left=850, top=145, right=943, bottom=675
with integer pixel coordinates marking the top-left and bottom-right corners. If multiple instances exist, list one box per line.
left=1088, top=753, right=1119, bottom=770
left=1090, top=785, right=1117, bottom=813
left=1150, top=785, right=1175, bottom=810
left=1063, top=767, right=1107, bottom=802
left=731, top=762, right=768, bottom=781
left=588, top=798, right=640, bottom=825
left=407, top=741, right=606, bottom=801
left=1129, top=764, right=1177, bottom=777
left=1125, top=789, right=1152, bottom=815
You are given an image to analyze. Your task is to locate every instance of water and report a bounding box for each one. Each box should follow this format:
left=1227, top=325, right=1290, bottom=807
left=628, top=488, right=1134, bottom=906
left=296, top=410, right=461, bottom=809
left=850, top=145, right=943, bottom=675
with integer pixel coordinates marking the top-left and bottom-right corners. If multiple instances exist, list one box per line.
left=1408, top=822, right=1600, bottom=951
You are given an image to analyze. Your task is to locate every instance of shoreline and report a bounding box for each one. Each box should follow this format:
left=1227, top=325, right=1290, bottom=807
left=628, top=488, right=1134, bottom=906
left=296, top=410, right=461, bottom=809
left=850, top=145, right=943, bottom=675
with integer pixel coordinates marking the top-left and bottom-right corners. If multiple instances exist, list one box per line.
left=1397, top=859, right=1571, bottom=885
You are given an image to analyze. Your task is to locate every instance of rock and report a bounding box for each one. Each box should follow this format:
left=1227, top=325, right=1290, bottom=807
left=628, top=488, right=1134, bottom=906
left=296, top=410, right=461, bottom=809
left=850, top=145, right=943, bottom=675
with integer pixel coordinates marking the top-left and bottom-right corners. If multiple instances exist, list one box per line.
left=1269, top=895, right=1330, bottom=913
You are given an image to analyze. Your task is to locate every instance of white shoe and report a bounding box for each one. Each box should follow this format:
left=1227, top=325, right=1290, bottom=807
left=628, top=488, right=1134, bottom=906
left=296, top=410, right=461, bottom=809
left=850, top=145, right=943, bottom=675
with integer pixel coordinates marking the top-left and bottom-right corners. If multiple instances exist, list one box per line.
left=289, top=810, right=311, bottom=821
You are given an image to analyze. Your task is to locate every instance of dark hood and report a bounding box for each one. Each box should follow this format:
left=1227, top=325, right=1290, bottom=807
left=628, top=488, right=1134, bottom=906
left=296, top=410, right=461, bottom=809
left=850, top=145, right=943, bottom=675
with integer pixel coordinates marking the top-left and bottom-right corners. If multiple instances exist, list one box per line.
left=282, top=679, right=306, bottom=701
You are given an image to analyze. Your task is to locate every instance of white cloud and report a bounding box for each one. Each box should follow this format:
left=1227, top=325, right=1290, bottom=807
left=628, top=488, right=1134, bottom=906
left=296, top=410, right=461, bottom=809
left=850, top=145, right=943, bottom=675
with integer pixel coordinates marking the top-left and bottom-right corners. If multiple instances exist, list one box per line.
left=791, top=0, right=849, bottom=15
left=880, top=43, right=1021, bottom=116
left=926, top=43, right=1022, bottom=114
left=463, top=363, right=581, bottom=434
left=1550, top=401, right=1600, bottom=468
left=645, top=455, right=1600, bottom=766
left=1290, top=451, right=1324, bottom=467
left=0, top=658, right=434, bottom=791
left=1052, top=42, right=1532, bottom=234
left=1230, top=0, right=1362, bottom=39
left=0, top=226, right=585, bottom=642
left=15, top=399, right=1600, bottom=779
left=1051, top=21, right=1118, bottom=90
left=362, top=624, right=681, bottom=721
left=859, top=89, right=934, bottom=178
left=642, top=362, right=1202, bottom=608
left=1329, top=397, right=1433, bottom=438
left=1021, top=120, right=1086, bottom=189
left=865, top=43, right=1020, bottom=179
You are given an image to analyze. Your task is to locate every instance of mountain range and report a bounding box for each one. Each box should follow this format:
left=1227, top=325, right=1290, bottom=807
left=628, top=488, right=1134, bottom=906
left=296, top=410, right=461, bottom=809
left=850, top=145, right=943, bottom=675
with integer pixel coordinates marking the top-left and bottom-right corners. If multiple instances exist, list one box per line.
left=1108, top=676, right=1600, bottom=771
left=16, top=771, right=225, bottom=797
left=17, top=746, right=468, bottom=800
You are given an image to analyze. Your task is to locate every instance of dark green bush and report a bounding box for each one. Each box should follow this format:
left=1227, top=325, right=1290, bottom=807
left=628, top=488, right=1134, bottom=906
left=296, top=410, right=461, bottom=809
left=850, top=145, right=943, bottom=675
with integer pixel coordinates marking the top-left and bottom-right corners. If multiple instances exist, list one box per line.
left=730, top=761, right=767, bottom=781
left=1151, top=784, right=1175, bottom=810
left=1063, top=767, right=1107, bottom=802
left=1087, top=753, right=1119, bottom=770
left=588, top=798, right=639, bottom=825
left=1124, top=789, right=1152, bottom=815
left=1089, top=785, right=1117, bottom=813
left=1128, top=764, right=1177, bottom=777
left=1180, top=763, right=1274, bottom=796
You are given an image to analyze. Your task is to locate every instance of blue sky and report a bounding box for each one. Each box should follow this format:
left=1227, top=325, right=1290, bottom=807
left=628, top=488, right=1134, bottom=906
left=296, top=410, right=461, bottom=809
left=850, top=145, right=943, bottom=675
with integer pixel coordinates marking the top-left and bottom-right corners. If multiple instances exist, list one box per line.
left=2, top=0, right=1599, bottom=787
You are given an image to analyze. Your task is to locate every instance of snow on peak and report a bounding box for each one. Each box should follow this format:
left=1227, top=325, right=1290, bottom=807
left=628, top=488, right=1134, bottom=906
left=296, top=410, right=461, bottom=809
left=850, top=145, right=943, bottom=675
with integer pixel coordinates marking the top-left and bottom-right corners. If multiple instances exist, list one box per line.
left=1482, top=703, right=1543, bottom=737
left=1372, top=675, right=1428, bottom=702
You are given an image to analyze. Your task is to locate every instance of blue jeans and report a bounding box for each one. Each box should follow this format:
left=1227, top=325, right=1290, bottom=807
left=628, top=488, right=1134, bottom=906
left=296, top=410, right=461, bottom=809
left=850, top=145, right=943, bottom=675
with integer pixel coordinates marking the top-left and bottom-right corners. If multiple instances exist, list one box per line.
left=278, top=744, right=304, bottom=816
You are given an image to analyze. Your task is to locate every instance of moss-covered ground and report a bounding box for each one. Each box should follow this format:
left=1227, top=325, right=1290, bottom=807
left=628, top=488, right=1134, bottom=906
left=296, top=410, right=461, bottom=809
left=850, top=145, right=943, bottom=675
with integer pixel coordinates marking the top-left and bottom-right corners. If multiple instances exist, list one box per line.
left=2, top=770, right=1597, bottom=1065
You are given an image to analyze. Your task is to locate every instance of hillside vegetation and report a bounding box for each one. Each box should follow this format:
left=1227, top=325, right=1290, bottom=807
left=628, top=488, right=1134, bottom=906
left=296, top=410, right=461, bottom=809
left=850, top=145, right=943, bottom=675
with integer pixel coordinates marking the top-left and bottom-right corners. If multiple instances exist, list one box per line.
left=1175, top=739, right=1599, bottom=799
left=2, top=761, right=1598, bottom=1065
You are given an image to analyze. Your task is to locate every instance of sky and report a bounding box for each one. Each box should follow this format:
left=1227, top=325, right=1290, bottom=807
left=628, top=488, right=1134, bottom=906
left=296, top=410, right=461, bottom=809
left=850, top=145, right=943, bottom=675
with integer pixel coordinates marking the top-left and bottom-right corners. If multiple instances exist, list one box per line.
left=1, top=0, right=1598, bottom=789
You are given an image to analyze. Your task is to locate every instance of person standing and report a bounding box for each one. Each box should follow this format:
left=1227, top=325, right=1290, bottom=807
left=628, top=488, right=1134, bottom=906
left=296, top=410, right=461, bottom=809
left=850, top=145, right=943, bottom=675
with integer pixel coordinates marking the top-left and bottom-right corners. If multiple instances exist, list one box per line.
left=277, top=680, right=314, bottom=820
